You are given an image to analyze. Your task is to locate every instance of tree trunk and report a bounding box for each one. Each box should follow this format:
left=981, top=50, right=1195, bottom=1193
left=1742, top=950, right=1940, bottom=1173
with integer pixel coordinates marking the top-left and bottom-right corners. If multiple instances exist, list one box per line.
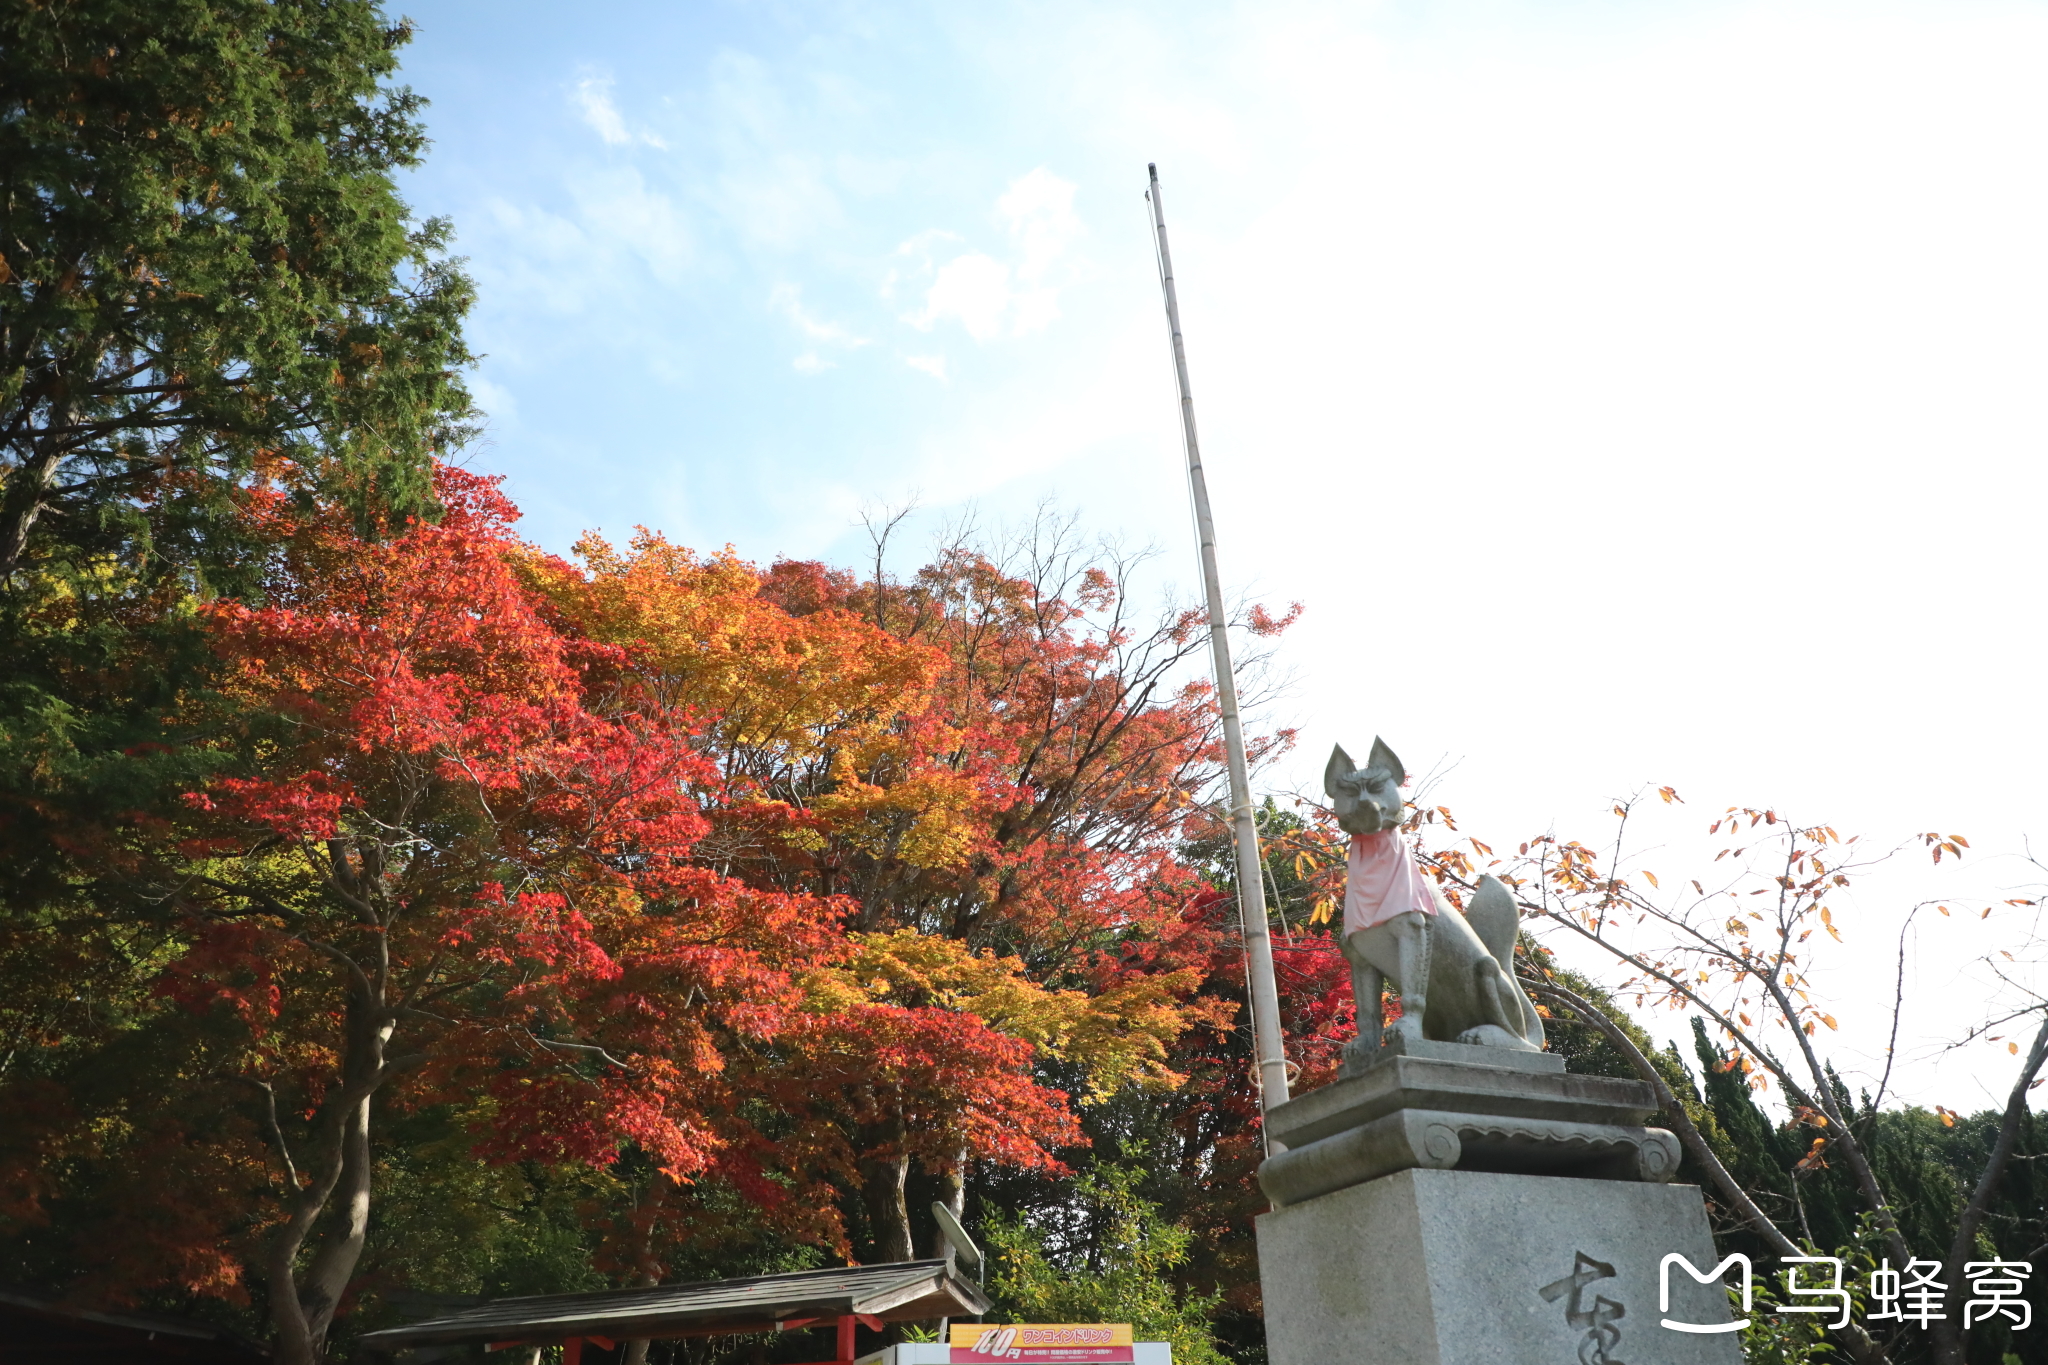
left=862, top=1154, right=912, bottom=1263
left=263, top=966, right=396, bottom=1365
left=939, top=1148, right=967, bottom=1223
left=296, top=1086, right=376, bottom=1352
left=0, top=421, right=66, bottom=578
left=1929, top=1012, right=2048, bottom=1365
left=859, top=1113, right=913, bottom=1265
left=622, top=1177, right=670, bottom=1365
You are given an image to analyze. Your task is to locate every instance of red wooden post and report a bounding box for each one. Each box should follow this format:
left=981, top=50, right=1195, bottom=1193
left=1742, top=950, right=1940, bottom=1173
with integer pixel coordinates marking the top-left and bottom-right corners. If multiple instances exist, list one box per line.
left=837, top=1314, right=856, bottom=1363
left=565, top=1339, right=584, bottom=1365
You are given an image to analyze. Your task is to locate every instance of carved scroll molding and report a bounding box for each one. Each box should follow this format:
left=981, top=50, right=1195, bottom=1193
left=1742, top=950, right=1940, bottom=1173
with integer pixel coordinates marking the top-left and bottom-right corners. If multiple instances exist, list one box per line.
left=1260, top=1108, right=1681, bottom=1207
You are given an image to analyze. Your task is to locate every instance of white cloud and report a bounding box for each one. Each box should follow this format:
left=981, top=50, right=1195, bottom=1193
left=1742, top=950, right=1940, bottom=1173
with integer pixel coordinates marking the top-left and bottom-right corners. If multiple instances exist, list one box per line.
left=474, top=197, right=592, bottom=316
left=462, top=170, right=695, bottom=344
left=879, top=229, right=959, bottom=304
left=904, top=354, right=949, bottom=380
left=999, top=168, right=1081, bottom=333
left=572, top=71, right=667, bottom=148
left=1000, top=169, right=1081, bottom=270
left=568, top=167, right=693, bottom=284
left=469, top=375, right=520, bottom=424
left=718, top=157, right=844, bottom=250
left=772, top=284, right=869, bottom=374
left=770, top=283, right=871, bottom=349
left=574, top=75, right=632, bottom=145
left=908, top=253, right=1011, bottom=340
left=702, top=52, right=846, bottom=250
left=898, top=168, right=1083, bottom=340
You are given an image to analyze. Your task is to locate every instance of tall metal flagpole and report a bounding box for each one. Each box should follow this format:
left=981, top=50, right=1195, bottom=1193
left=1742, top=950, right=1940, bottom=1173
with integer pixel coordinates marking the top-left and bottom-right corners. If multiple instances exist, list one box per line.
left=1146, top=163, right=1290, bottom=1122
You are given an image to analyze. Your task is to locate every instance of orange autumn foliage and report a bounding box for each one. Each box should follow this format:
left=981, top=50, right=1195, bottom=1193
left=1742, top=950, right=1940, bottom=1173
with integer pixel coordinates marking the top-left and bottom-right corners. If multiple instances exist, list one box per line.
left=520, top=526, right=1272, bottom=1261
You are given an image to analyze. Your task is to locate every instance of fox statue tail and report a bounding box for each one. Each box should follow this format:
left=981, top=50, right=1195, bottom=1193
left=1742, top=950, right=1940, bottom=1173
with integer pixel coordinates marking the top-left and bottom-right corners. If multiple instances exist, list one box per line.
left=1463, top=874, right=1519, bottom=966
left=1465, top=874, right=1546, bottom=1051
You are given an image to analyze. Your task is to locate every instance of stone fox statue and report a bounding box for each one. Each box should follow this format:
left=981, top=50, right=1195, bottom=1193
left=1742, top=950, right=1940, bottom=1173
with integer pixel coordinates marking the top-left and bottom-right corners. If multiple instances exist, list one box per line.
left=1326, top=738, right=1546, bottom=1057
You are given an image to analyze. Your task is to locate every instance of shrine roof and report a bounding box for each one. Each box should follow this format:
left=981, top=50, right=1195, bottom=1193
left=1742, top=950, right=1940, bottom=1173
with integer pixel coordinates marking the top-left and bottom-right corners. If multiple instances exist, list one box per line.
left=357, top=1259, right=990, bottom=1352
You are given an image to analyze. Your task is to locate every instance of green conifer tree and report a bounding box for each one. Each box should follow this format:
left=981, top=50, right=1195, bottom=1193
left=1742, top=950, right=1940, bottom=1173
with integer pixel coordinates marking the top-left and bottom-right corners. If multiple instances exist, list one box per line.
left=0, top=0, right=475, bottom=582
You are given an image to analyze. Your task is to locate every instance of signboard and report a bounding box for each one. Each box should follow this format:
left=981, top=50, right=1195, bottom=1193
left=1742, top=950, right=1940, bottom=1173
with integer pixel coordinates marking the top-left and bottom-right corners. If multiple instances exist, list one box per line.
left=949, top=1325, right=1135, bottom=1365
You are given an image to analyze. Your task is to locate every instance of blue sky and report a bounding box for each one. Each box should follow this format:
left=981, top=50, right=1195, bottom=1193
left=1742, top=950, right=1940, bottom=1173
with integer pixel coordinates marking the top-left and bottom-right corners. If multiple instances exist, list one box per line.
left=398, top=0, right=1191, bottom=556
left=393, top=0, right=2048, bottom=1106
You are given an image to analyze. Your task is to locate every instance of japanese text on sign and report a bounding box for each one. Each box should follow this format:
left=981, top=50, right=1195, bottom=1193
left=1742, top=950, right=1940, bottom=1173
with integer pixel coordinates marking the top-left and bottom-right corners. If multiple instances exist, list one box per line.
left=949, top=1325, right=1136, bottom=1365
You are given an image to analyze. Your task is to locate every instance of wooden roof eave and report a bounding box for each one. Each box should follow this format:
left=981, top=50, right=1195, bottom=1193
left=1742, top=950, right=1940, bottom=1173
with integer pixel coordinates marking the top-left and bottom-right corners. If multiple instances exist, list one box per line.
left=359, top=1263, right=990, bottom=1352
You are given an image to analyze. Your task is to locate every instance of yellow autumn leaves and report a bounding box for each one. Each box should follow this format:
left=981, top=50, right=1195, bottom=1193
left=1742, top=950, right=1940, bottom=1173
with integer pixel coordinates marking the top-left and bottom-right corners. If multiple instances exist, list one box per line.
left=804, top=930, right=1210, bottom=1104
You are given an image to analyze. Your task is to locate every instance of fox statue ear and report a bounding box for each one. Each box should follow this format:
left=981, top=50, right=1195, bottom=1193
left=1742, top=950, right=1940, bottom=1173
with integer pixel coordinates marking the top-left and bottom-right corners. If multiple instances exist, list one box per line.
left=1366, top=736, right=1406, bottom=788
left=1324, top=743, right=1356, bottom=798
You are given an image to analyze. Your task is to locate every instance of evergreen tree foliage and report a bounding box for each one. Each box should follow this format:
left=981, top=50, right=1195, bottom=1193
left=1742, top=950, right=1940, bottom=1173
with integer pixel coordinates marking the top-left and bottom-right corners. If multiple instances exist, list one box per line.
left=0, top=0, right=477, bottom=1113
left=0, top=0, right=475, bottom=581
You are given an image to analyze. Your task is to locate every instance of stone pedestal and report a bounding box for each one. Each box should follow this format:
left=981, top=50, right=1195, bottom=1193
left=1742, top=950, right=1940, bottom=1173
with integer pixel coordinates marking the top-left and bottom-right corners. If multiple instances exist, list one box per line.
left=1257, top=1168, right=1741, bottom=1365
left=1255, top=1040, right=1740, bottom=1364
left=1260, top=1037, right=1680, bottom=1205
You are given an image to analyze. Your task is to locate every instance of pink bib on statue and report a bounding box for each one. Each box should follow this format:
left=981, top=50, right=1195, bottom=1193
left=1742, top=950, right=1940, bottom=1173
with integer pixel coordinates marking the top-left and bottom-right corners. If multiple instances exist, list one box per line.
left=1344, top=830, right=1438, bottom=935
